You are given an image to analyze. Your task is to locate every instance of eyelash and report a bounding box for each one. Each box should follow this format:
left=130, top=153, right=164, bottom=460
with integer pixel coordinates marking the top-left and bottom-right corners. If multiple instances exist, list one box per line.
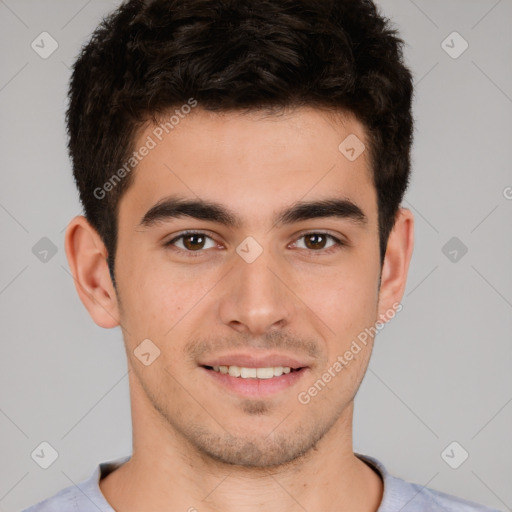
left=164, top=230, right=347, bottom=258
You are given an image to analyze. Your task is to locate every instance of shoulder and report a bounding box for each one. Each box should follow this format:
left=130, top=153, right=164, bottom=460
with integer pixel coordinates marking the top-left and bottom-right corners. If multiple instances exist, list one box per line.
left=356, top=453, right=502, bottom=512
left=388, top=475, right=502, bottom=512
left=21, top=456, right=130, bottom=512
left=22, top=483, right=84, bottom=512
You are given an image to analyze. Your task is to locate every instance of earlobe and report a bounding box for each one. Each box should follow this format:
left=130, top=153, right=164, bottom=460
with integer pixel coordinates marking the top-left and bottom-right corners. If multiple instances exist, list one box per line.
left=64, top=215, right=121, bottom=329
left=377, top=207, right=414, bottom=321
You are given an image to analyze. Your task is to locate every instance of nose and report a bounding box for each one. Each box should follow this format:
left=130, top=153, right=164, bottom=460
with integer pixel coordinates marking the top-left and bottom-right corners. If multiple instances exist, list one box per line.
left=217, top=244, right=294, bottom=336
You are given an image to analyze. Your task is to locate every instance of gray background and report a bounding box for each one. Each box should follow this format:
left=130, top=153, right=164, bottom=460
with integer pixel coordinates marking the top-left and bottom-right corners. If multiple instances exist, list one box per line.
left=1, top=0, right=511, bottom=510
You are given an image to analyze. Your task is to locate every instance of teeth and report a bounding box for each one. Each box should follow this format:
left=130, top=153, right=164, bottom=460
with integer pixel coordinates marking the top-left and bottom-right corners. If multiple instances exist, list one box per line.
left=211, top=365, right=295, bottom=379
left=257, top=367, right=274, bottom=378
left=228, top=366, right=241, bottom=377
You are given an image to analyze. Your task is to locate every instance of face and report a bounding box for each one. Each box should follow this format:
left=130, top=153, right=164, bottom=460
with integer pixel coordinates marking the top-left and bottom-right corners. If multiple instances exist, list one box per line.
left=69, top=106, right=411, bottom=469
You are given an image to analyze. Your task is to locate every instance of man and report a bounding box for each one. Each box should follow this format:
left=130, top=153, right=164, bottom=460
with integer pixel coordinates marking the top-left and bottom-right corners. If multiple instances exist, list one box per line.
left=24, top=0, right=500, bottom=510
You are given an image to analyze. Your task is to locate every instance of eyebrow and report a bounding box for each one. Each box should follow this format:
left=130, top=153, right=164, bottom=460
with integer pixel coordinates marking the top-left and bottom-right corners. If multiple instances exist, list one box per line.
left=138, top=195, right=368, bottom=229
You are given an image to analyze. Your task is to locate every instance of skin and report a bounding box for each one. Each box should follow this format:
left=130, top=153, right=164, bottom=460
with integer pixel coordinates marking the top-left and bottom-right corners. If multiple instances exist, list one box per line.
left=65, top=106, right=414, bottom=512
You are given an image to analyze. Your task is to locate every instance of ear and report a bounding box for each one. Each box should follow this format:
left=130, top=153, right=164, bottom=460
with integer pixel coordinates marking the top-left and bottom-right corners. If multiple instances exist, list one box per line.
left=376, top=207, right=414, bottom=322
left=64, top=215, right=120, bottom=328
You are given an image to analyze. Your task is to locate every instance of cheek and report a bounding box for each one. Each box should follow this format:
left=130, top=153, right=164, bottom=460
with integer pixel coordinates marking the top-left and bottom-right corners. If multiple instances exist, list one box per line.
left=302, top=259, right=378, bottom=323
left=299, top=263, right=379, bottom=371
left=307, top=277, right=377, bottom=401
left=116, top=252, right=209, bottom=341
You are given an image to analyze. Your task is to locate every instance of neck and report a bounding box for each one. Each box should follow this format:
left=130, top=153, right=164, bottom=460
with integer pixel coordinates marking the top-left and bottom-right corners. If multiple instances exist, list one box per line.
left=100, top=374, right=383, bottom=512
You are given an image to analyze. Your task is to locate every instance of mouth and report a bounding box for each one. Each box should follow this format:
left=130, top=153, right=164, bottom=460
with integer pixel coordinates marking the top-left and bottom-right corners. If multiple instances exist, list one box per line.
left=199, top=364, right=309, bottom=398
left=201, top=364, right=305, bottom=379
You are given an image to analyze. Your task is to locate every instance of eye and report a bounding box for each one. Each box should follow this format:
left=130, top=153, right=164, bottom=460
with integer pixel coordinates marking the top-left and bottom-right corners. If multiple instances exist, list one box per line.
left=291, top=232, right=346, bottom=254
left=164, top=230, right=346, bottom=258
left=165, top=231, right=218, bottom=256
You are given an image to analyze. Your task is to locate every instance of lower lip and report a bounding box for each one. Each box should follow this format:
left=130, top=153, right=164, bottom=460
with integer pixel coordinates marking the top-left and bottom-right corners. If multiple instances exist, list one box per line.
left=201, top=367, right=309, bottom=398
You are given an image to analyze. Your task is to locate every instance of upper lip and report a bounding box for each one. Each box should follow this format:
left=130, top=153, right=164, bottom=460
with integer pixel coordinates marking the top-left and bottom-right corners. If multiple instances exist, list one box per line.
left=199, top=353, right=312, bottom=369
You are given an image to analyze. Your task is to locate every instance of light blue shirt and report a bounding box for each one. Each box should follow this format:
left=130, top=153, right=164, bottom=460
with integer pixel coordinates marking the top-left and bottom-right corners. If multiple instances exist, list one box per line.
left=23, top=453, right=502, bottom=511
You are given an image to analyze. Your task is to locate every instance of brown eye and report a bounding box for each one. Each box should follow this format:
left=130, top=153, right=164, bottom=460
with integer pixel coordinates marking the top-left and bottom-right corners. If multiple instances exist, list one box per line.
left=294, top=232, right=344, bottom=252
left=181, top=233, right=207, bottom=251
left=303, top=233, right=329, bottom=250
left=165, top=231, right=217, bottom=255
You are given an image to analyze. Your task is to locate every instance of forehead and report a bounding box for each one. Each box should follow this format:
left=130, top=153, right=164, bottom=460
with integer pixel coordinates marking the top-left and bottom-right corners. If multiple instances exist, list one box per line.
left=118, top=106, right=377, bottom=229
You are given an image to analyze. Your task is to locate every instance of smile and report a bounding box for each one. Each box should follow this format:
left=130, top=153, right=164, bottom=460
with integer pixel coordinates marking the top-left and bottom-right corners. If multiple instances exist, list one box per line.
left=201, top=365, right=308, bottom=397
left=204, top=365, right=301, bottom=379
